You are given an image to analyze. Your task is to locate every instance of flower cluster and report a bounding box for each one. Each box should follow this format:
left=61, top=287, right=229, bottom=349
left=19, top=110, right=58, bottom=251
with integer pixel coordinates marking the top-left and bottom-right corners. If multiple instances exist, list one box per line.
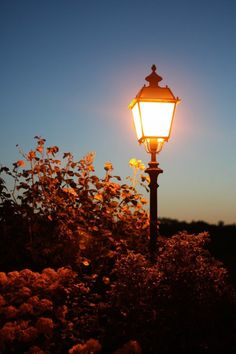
left=129, top=158, right=145, bottom=170
left=68, top=339, right=101, bottom=354
left=0, top=267, right=80, bottom=353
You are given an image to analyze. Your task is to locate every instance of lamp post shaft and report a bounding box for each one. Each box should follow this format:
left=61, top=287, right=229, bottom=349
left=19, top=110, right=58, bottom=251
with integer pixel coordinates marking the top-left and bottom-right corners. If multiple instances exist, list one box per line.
left=145, top=156, right=163, bottom=260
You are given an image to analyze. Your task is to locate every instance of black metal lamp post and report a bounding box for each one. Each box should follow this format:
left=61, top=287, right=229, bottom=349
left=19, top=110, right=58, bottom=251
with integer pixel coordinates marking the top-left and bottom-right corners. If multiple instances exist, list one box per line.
left=129, top=65, right=180, bottom=259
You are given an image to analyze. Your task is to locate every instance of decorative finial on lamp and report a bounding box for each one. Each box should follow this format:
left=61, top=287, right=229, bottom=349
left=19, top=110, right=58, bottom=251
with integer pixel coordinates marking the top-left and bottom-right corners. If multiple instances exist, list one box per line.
left=145, top=64, right=163, bottom=87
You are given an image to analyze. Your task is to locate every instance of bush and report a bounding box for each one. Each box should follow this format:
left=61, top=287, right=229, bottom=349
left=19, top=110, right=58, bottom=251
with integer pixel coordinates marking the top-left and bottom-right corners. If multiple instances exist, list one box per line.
left=104, top=232, right=236, bottom=354
left=1, top=138, right=236, bottom=353
left=0, top=234, right=235, bottom=353
left=0, top=267, right=102, bottom=353
left=0, top=137, right=149, bottom=270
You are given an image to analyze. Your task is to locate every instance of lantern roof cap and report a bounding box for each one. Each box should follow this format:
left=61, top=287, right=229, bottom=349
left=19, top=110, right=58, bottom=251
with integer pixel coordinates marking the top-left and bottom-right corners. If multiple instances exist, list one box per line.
left=128, top=65, right=180, bottom=109
left=134, top=65, right=179, bottom=102
left=136, top=85, right=177, bottom=101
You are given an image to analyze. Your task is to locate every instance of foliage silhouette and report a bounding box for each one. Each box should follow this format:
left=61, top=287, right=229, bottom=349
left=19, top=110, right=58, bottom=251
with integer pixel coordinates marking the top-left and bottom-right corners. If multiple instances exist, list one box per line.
left=0, top=137, right=149, bottom=271
left=0, top=138, right=236, bottom=353
left=160, top=218, right=236, bottom=286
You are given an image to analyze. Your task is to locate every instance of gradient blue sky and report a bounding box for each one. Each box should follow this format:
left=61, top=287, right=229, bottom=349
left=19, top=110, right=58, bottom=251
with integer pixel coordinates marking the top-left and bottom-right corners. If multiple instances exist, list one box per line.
left=1, top=0, right=236, bottom=224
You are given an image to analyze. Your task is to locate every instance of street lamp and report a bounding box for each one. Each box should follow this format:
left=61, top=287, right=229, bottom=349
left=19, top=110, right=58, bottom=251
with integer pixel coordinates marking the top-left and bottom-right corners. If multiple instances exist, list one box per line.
left=129, top=65, right=180, bottom=258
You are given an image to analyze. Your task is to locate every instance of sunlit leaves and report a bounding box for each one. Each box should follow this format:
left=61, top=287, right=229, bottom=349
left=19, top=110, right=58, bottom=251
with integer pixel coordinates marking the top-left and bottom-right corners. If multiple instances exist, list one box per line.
left=0, top=138, right=236, bottom=353
left=0, top=137, right=150, bottom=270
left=16, top=160, right=25, bottom=168
left=46, top=146, right=59, bottom=156
left=27, top=150, right=36, bottom=161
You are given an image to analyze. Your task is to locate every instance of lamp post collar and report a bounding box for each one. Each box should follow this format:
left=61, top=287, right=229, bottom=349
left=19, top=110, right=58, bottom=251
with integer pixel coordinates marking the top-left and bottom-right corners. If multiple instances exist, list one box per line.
left=145, top=65, right=163, bottom=87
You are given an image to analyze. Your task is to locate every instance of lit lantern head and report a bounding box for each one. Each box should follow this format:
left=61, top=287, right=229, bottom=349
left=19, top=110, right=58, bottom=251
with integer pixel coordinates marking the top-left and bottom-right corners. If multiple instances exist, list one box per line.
left=129, top=65, right=180, bottom=153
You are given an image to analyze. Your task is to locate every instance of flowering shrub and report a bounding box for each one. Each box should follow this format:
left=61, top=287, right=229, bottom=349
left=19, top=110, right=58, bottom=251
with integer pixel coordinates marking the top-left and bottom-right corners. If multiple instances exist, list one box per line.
left=0, top=265, right=145, bottom=353
left=0, top=237, right=235, bottom=353
left=103, top=232, right=236, bottom=354
left=0, top=137, right=148, bottom=270
left=0, top=267, right=102, bottom=353
left=1, top=138, right=236, bottom=353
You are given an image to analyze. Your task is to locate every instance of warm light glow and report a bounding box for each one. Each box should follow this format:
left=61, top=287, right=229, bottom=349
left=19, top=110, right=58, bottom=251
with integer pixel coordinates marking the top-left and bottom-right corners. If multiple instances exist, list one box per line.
left=131, top=103, right=143, bottom=140
left=131, top=101, right=176, bottom=142
left=139, top=101, right=175, bottom=138
left=145, top=137, right=165, bottom=153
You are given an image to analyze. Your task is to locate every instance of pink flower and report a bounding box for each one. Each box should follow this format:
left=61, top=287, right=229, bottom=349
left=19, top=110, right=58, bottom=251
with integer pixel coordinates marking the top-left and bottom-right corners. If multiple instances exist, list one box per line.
left=20, top=269, right=39, bottom=283
left=35, top=317, right=54, bottom=335
left=18, top=303, right=34, bottom=315
left=55, top=305, right=68, bottom=321
left=26, top=346, right=45, bottom=354
left=32, top=277, right=48, bottom=290
left=8, top=271, right=19, bottom=280
left=18, top=320, right=29, bottom=330
left=42, top=268, right=57, bottom=280
left=57, top=267, right=75, bottom=279
left=78, top=283, right=90, bottom=294
left=102, top=276, right=110, bottom=285
left=0, top=272, right=7, bottom=286
left=18, top=326, right=38, bottom=343
left=4, top=305, right=18, bottom=319
left=115, top=340, right=141, bottom=353
left=0, top=295, right=6, bottom=307
left=68, top=339, right=101, bottom=354
left=0, top=322, right=17, bottom=342
left=28, top=296, right=40, bottom=307
left=48, top=282, right=60, bottom=293
left=39, top=299, right=53, bottom=312
left=28, top=296, right=53, bottom=315
left=18, top=286, right=32, bottom=299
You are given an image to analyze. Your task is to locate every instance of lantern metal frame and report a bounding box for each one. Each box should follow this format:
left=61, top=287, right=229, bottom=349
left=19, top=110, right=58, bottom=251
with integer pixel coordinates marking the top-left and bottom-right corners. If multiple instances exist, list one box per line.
left=129, top=65, right=180, bottom=149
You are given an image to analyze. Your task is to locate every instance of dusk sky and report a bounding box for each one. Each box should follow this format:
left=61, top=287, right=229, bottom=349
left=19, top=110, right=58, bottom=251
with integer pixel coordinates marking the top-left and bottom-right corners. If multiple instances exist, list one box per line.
left=1, top=0, right=236, bottom=224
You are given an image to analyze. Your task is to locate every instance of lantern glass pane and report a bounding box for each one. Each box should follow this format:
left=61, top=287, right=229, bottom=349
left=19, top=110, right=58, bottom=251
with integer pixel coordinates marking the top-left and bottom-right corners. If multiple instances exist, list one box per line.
left=131, top=103, right=143, bottom=140
left=139, top=101, right=175, bottom=138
